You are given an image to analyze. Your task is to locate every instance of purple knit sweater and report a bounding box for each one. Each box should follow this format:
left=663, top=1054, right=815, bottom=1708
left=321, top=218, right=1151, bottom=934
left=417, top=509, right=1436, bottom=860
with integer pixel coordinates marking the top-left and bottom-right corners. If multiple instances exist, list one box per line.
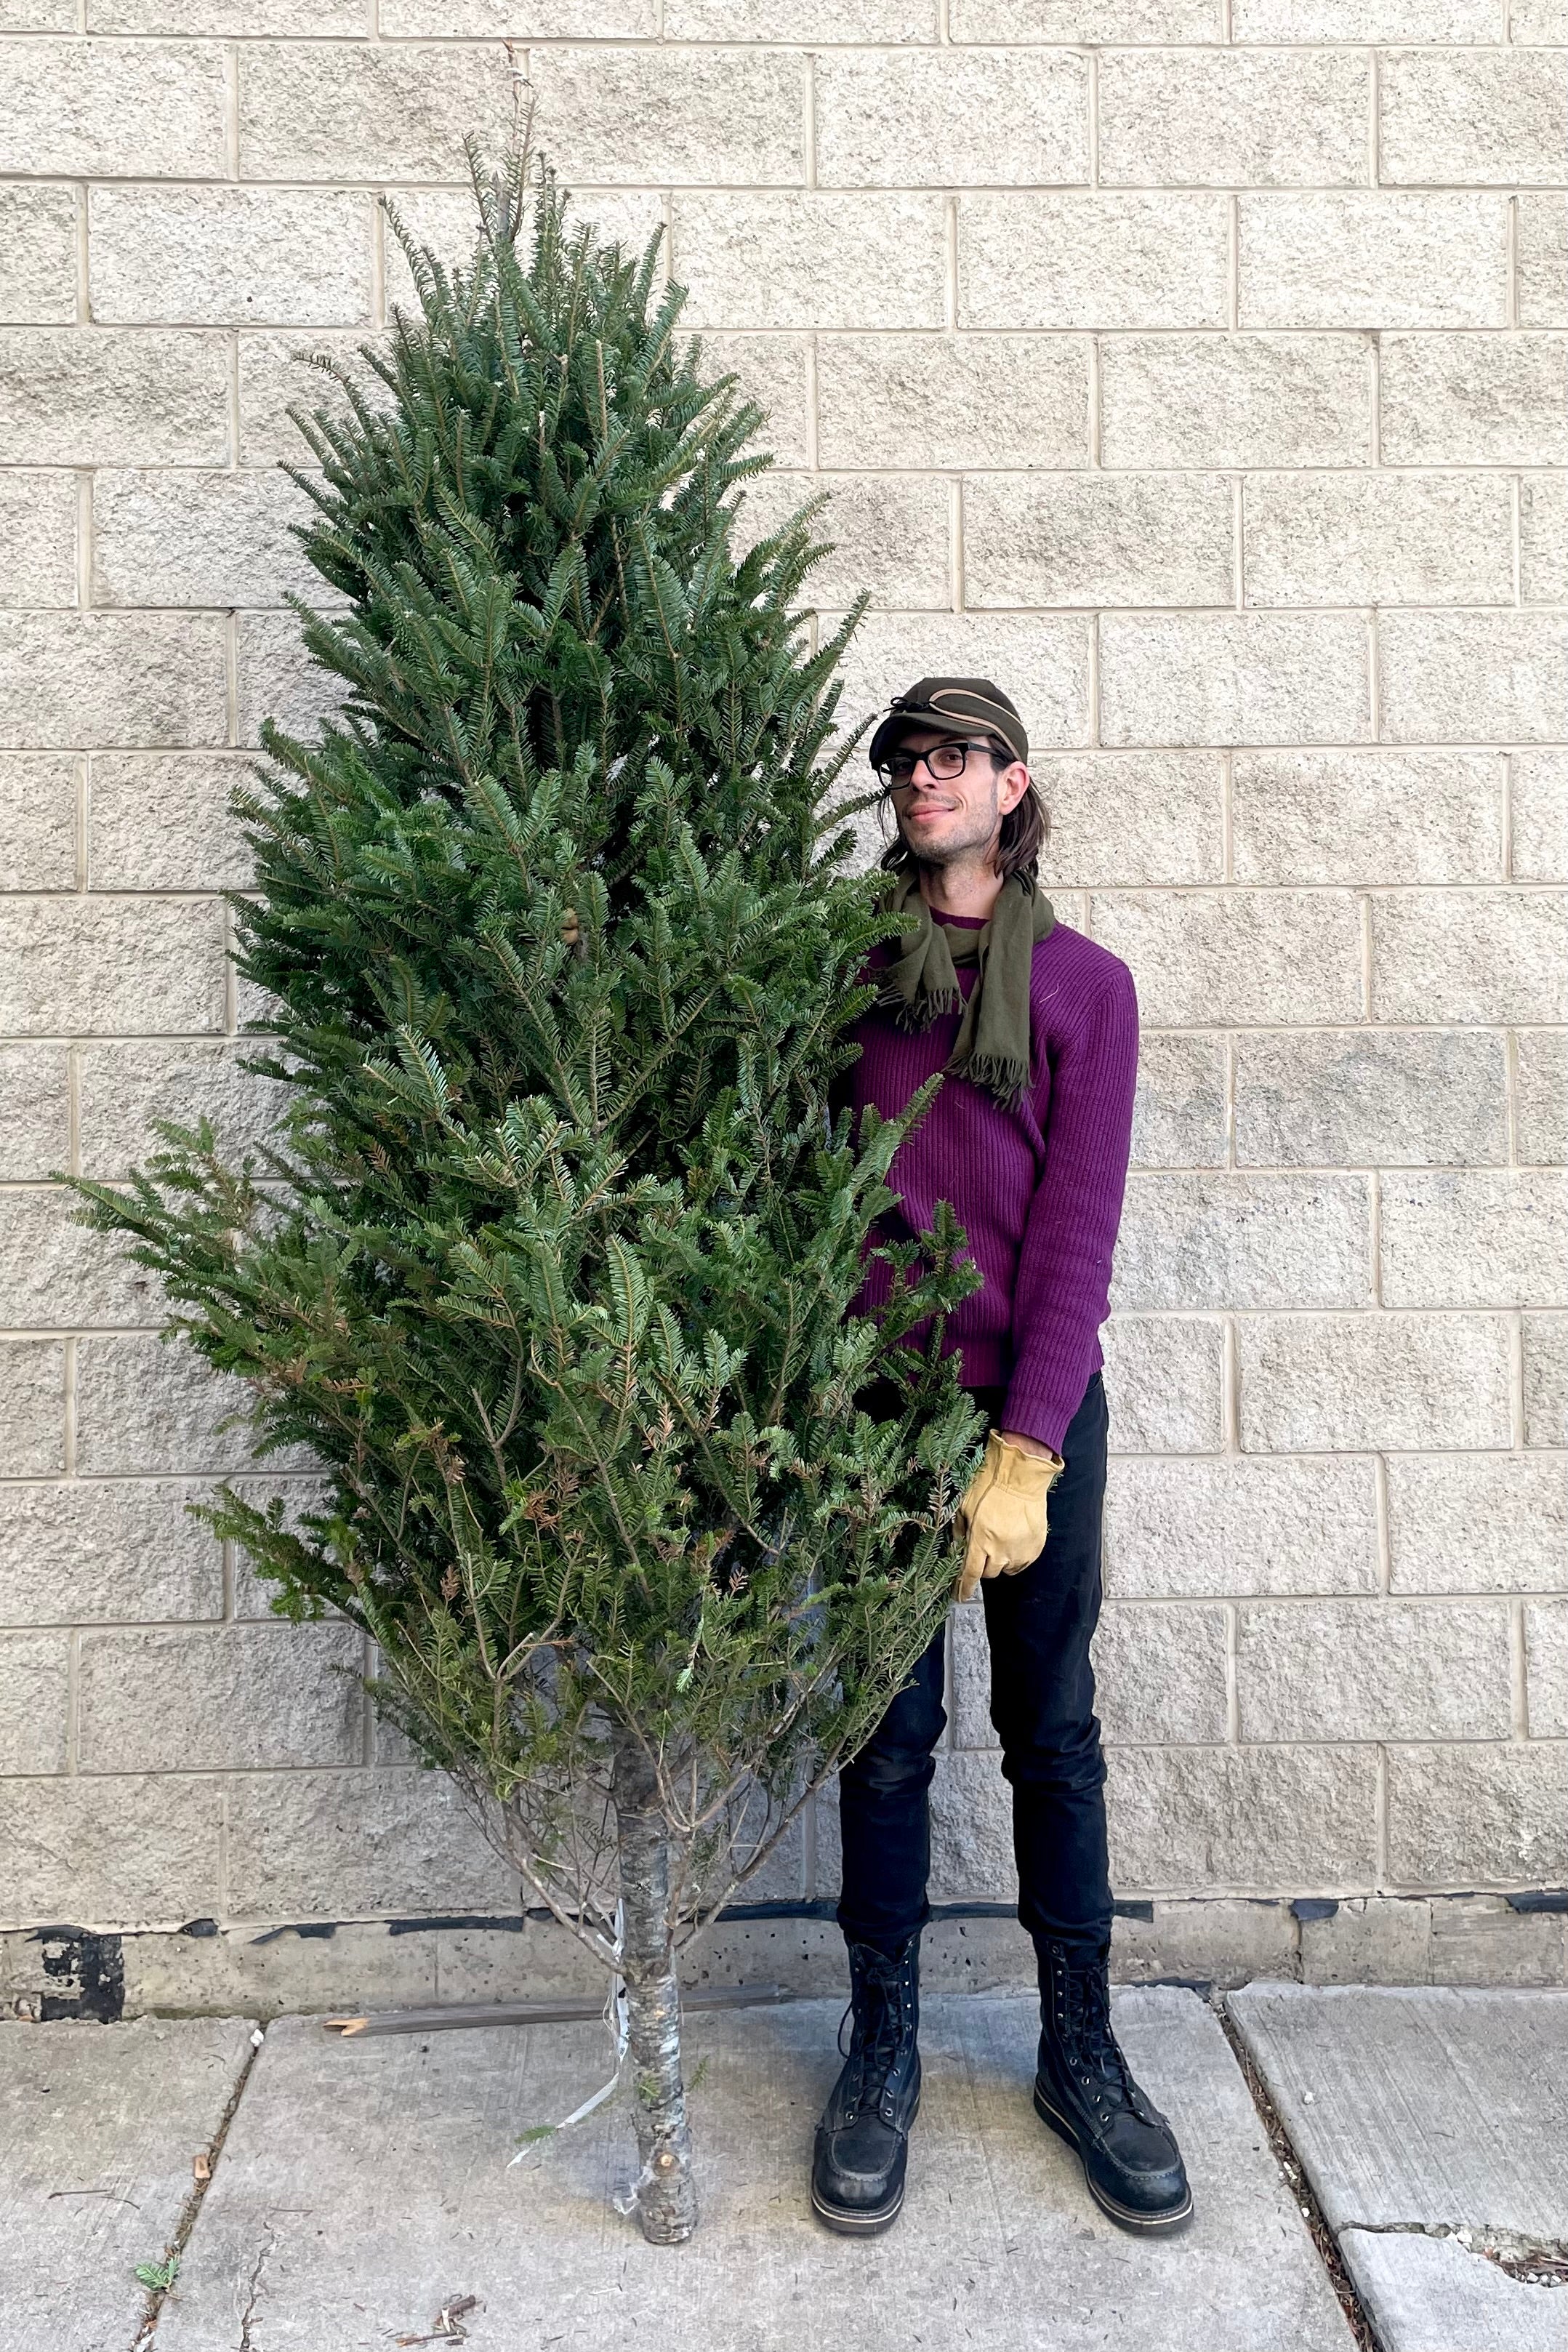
left=845, top=913, right=1140, bottom=1456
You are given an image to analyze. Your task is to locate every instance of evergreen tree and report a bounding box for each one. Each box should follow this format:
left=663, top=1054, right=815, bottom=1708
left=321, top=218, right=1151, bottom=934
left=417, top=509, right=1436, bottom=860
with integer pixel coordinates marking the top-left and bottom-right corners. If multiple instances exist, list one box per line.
left=73, top=150, right=984, bottom=2244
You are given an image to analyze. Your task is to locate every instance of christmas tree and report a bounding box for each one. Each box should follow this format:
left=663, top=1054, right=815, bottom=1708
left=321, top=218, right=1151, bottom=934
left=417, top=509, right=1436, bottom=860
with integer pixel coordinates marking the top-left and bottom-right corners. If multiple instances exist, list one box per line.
left=73, top=149, right=984, bottom=2244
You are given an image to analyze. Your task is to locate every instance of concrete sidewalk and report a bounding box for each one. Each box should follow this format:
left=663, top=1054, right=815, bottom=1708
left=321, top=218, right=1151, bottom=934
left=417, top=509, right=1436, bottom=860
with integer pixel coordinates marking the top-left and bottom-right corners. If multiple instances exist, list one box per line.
left=6, top=1980, right=1564, bottom=2351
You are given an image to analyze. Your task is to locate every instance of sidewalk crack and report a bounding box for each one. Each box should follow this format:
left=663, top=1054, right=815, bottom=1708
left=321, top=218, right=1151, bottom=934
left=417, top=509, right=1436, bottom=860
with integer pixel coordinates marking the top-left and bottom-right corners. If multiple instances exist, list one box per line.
left=1214, top=1995, right=1379, bottom=2352
left=238, top=2219, right=278, bottom=2352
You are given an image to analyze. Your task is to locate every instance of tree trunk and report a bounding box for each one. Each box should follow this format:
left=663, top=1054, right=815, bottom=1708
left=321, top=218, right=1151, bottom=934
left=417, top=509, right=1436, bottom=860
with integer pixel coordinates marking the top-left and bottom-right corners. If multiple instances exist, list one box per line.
left=612, top=1728, right=697, bottom=2244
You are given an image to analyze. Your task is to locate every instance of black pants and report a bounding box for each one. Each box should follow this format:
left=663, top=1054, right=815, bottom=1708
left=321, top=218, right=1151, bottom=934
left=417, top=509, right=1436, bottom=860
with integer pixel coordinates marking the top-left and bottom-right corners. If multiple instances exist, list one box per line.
left=836, top=1369, right=1113, bottom=1963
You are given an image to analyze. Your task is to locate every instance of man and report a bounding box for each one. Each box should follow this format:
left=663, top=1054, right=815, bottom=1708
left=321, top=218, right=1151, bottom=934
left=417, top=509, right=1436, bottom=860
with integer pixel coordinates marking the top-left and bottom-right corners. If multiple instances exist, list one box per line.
left=811, top=677, right=1191, bottom=2239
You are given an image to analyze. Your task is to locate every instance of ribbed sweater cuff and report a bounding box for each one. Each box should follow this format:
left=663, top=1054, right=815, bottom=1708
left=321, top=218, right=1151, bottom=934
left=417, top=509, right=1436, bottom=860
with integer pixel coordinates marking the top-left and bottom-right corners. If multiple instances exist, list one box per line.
left=998, top=1380, right=1074, bottom=1458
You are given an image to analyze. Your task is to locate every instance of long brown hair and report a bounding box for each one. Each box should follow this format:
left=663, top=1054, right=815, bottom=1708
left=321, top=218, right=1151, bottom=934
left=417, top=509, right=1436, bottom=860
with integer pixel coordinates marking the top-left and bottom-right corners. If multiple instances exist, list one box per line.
left=877, top=740, right=1050, bottom=886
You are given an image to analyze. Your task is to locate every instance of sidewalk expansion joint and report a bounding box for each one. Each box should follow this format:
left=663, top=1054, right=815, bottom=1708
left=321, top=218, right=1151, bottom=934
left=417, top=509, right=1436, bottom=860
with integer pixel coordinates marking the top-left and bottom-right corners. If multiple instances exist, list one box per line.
left=1213, top=1994, right=1381, bottom=2352
left=129, top=2023, right=268, bottom=2352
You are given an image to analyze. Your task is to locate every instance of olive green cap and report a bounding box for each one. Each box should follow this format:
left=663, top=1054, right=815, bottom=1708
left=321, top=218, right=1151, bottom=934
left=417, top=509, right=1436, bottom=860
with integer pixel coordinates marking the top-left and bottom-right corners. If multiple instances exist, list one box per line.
left=867, top=676, right=1028, bottom=772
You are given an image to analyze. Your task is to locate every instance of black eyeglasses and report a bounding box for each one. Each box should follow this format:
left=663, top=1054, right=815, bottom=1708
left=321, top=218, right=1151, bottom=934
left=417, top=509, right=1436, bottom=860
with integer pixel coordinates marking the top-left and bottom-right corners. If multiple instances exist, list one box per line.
left=873, top=737, right=999, bottom=788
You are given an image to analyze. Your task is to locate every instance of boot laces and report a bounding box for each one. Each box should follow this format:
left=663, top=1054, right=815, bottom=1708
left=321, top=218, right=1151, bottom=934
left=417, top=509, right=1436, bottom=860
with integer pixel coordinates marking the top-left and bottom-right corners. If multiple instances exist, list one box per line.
left=1054, top=1951, right=1150, bottom=2122
left=838, top=1946, right=913, bottom=2107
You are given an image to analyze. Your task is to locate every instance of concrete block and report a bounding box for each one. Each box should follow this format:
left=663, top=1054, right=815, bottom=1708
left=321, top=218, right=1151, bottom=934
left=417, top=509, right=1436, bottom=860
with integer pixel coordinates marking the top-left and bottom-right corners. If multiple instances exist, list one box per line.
left=384, top=0, right=657, bottom=25
left=238, top=610, right=350, bottom=747
left=1130, top=1033, right=1227, bottom=1169
left=1100, top=332, right=1368, bottom=469
left=1372, top=889, right=1568, bottom=1024
left=0, top=612, right=228, bottom=751
left=960, top=191, right=1229, bottom=329
left=1300, top=1895, right=1434, bottom=1985
left=1514, top=752, right=1568, bottom=885
left=0, top=753, right=77, bottom=891
left=91, top=0, right=364, bottom=23
left=89, top=186, right=374, bottom=331
left=1105, top=1455, right=1380, bottom=1599
left=967, top=471, right=1233, bottom=609
left=0, top=1631, right=68, bottom=1773
left=1380, top=50, right=1568, bottom=187
left=1108, top=1742, right=1379, bottom=1893
left=1, top=1772, right=222, bottom=1925
left=238, top=40, right=513, bottom=180
left=816, top=47, right=1087, bottom=188
left=824, top=609, right=1090, bottom=759
left=0, top=185, right=76, bottom=326
left=1101, top=1314, right=1226, bottom=1454
left=1514, top=0, right=1568, bottom=31
left=1038, top=752, right=1224, bottom=889
left=694, top=334, right=810, bottom=469
left=87, top=751, right=254, bottom=892
left=668, top=0, right=935, bottom=31
left=1387, top=1742, right=1568, bottom=1886
left=1233, top=0, right=1497, bottom=36
left=949, top=1600, right=993, bottom=1748
left=79, top=1621, right=365, bottom=1773
left=1526, top=1601, right=1568, bottom=1738
left=1521, top=473, right=1568, bottom=605
left=237, top=328, right=390, bottom=470
left=1511, top=1035, right=1564, bottom=1181
left=674, top=191, right=946, bottom=331
left=1524, top=1314, right=1568, bottom=1448
left=955, top=0, right=1219, bottom=32
left=0, top=472, right=75, bottom=609
left=737, top=471, right=949, bottom=610
left=1089, top=888, right=1363, bottom=1024
left=1235, top=1030, right=1508, bottom=1169
left=1238, top=193, right=1507, bottom=329
left=1388, top=1453, right=1568, bottom=1594
left=225, top=1766, right=519, bottom=1917
left=1380, top=332, right=1567, bottom=466
left=93, top=468, right=323, bottom=612
left=0, top=37, right=225, bottom=177
left=1093, top=1600, right=1230, bottom=1744
left=1114, top=1895, right=1298, bottom=1990
left=529, top=45, right=803, bottom=188
left=0, top=1478, right=225, bottom=1625
left=1100, top=49, right=1367, bottom=186
left=1237, top=1312, right=1513, bottom=1453
left=1232, top=747, right=1504, bottom=885
left=0, top=1043, right=70, bottom=1181
left=1114, top=1171, right=1372, bottom=1313
left=75, top=1333, right=271, bottom=1475
left=0, top=1344, right=65, bottom=1478
left=0, top=329, right=229, bottom=471
left=1383, top=611, right=1567, bottom=744
left=1244, top=470, right=1510, bottom=606
left=928, top=1747, right=1016, bottom=1901
left=1423, top=1892, right=1564, bottom=1988
left=79, top=1040, right=285, bottom=1181
left=0, top=897, right=227, bottom=1037
left=0, top=1188, right=161, bottom=1330
left=1382, top=1171, right=1568, bottom=1309
left=816, top=332, right=1087, bottom=470
left=1238, top=1599, right=1511, bottom=1743
left=1098, top=611, right=1371, bottom=747
left=228, top=1477, right=333, bottom=1617
left=1518, top=196, right=1567, bottom=327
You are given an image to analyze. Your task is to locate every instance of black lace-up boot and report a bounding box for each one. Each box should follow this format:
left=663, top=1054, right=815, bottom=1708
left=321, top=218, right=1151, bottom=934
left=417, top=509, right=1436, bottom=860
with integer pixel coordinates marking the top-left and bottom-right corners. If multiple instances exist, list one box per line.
left=811, top=1932, right=922, bottom=2234
left=1032, top=1937, right=1192, bottom=2233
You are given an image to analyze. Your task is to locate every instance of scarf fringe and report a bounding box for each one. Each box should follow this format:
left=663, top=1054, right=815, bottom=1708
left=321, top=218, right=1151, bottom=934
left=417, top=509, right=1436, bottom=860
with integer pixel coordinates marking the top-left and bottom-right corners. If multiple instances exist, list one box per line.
left=953, top=1050, right=1030, bottom=1109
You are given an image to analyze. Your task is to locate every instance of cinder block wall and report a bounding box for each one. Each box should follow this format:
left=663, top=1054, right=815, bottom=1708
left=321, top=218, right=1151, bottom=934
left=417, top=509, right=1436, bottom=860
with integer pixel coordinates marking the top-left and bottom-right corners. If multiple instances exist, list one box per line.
left=1, top=1, right=1564, bottom=1946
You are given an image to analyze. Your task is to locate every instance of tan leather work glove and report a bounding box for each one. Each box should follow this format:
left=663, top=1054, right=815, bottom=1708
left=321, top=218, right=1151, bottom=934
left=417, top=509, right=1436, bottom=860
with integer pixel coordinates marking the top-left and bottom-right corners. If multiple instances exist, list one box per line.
left=953, top=1431, right=1065, bottom=1604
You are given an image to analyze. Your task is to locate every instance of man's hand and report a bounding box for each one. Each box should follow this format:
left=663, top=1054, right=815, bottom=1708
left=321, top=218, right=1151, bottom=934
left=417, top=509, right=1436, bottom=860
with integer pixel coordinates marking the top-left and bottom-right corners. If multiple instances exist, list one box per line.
left=953, top=1429, right=1065, bottom=1604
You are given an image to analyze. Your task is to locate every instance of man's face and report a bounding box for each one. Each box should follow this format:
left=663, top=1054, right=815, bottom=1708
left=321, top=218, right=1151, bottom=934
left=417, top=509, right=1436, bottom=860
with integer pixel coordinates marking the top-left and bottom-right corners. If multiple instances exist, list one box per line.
left=884, top=727, right=1031, bottom=869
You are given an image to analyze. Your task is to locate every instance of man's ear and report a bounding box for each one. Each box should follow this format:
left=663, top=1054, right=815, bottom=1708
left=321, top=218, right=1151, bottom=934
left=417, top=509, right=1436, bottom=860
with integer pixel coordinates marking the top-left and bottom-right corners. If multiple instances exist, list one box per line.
left=996, top=758, right=1032, bottom=816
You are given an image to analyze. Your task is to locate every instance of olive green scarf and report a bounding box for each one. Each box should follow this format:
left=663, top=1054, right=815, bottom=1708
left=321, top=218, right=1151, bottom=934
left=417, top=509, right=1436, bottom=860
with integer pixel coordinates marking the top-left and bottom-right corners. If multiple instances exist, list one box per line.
left=879, top=872, right=1055, bottom=1110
